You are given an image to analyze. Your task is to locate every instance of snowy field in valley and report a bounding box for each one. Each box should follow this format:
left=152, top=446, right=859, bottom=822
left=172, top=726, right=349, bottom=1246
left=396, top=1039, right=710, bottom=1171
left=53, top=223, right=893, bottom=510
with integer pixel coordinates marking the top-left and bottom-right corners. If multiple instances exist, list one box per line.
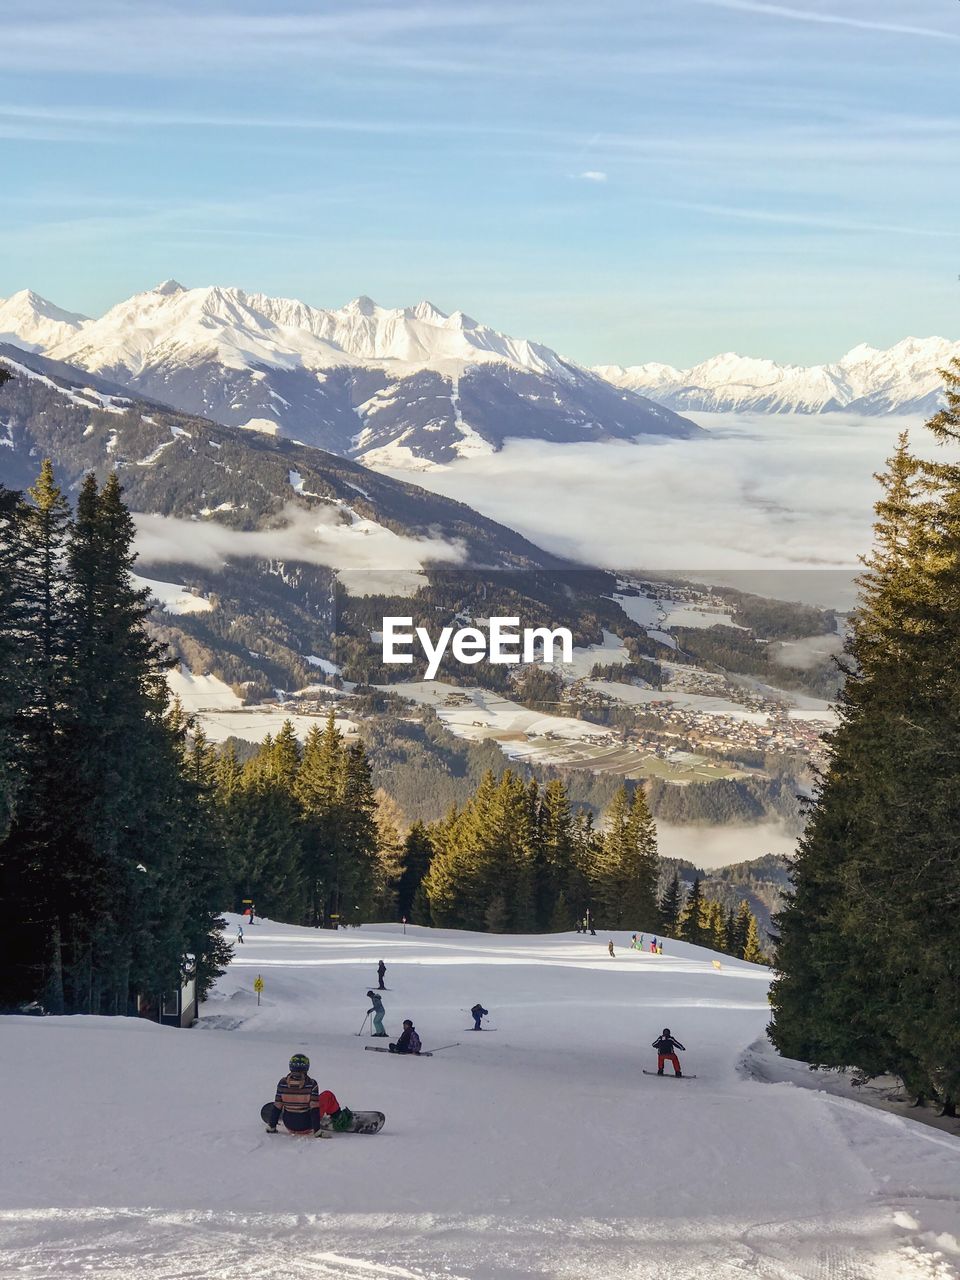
left=167, top=667, right=357, bottom=744
left=2, top=921, right=959, bottom=1279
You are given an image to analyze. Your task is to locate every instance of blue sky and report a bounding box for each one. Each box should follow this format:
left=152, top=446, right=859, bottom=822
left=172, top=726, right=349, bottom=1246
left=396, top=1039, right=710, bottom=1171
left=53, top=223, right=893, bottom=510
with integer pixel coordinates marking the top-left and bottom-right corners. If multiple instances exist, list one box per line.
left=1, top=0, right=958, bottom=366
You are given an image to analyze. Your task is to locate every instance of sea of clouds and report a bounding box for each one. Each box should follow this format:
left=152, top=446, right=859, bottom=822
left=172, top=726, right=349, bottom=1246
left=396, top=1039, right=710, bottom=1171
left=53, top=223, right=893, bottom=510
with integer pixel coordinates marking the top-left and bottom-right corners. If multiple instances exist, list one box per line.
left=385, top=413, right=941, bottom=608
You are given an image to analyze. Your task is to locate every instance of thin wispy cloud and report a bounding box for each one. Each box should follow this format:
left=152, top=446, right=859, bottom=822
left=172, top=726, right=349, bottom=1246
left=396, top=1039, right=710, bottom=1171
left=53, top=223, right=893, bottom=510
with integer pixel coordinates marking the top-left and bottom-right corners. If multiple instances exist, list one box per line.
left=688, top=0, right=960, bottom=41
left=666, top=200, right=960, bottom=240
left=2, top=1, right=958, bottom=365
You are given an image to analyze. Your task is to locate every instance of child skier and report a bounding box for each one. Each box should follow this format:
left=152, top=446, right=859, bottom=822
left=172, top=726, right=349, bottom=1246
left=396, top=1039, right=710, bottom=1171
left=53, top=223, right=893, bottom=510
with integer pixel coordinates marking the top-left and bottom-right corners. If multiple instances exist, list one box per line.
left=470, top=1002, right=488, bottom=1030
left=264, top=1053, right=352, bottom=1134
left=389, top=1020, right=422, bottom=1054
left=651, top=1028, right=685, bottom=1077
left=366, top=990, right=387, bottom=1036
left=377, top=960, right=386, bottom=990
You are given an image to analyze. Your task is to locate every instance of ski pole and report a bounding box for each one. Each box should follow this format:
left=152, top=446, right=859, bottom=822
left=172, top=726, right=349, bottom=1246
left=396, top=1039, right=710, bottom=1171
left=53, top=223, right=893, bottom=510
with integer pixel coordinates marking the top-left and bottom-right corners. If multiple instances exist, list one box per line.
left=427, top=1042, right=460, bottom=1053
left=356, top=1010, right=371, bottom=1036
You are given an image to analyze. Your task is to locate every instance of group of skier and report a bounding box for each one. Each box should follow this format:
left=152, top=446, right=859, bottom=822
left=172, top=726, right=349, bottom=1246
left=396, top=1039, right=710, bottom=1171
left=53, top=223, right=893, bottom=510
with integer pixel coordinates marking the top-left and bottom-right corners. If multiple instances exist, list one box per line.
left=262, top=951, right=690, bottom=1135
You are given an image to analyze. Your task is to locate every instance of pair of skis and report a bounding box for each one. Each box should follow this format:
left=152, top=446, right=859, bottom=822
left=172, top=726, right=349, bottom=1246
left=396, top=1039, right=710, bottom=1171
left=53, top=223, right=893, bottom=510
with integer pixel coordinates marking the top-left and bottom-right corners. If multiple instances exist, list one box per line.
left=364, top=1042, right=459, bottom=1058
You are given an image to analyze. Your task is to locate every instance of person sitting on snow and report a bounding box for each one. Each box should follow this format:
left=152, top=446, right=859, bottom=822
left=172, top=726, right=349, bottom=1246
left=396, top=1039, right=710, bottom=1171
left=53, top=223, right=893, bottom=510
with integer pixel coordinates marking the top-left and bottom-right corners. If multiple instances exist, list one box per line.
left=265, top=1053, right=353, bottom=1134
left=651, top=1028, right=686, bottom=1077
left=389, top=1019, right=422, bottom=1054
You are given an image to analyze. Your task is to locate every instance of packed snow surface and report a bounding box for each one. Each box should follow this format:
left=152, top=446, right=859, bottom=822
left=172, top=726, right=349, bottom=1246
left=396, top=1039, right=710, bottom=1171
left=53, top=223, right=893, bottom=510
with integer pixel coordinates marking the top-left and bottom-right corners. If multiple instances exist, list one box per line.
left=3, top=921, right=957, bottom=1278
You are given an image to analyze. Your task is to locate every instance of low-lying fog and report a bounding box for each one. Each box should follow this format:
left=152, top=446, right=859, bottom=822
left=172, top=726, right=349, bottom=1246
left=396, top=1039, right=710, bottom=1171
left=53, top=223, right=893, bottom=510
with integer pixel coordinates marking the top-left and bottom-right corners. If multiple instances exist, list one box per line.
left=657, top=819, right=798, bottom=871
left=385, top=413, right=936, bottom=610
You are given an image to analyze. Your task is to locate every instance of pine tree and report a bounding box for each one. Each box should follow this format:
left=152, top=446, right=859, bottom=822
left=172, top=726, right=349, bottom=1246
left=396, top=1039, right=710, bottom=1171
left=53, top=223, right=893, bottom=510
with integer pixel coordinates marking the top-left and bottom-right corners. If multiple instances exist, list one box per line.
left=732, top=900, right=752, bottom=956
left=770, top=433, right=930, bottom=1076
left=397, top=821, right=433, bottom=921
left=295, top=715, right=344, bottom=925
left=537, top=778, right=577, bottom=929
left=337, top=741, right=379, bottom=923
left=705, top=898, right=728, bottom=954
left=742, top=914, right=766, bottom=965
left=658, top=870, right=684, bottom=936
left=0, top=482, right=23, bottom=839
left=1, top=460, right=74, bottom=1009
left=677, top=877, right=706, bottom=945
left=371, top=789, right=406, bottom=920
left=591, top=785, right=660, bottom=929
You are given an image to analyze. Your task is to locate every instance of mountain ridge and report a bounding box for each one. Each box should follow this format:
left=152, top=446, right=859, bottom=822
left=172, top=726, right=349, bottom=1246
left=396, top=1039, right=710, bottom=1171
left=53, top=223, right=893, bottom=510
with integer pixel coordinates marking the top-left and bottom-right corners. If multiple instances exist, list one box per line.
left=594, top=334, right=960, bottom=416
left=0, top=282, right=697, bottom=466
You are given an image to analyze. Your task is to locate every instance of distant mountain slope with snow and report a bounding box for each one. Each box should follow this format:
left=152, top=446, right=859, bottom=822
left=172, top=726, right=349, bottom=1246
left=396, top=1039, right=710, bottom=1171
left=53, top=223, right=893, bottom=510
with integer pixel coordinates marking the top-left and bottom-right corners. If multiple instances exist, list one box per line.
left=0, top=281, right=698, bottom=466
left=595, top=336, right=960, bottom=416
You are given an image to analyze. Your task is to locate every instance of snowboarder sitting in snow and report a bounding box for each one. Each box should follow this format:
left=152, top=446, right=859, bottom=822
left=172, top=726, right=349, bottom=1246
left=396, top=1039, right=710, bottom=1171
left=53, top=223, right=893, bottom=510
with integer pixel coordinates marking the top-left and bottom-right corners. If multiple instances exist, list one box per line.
left=652, top=1028, right=685, bottom=1077
left=389, top=1019, right=422, bottom=1054
left=367, top=990, right=387, bottom=1036
left=265, top=1054, right=353, bottom=1134
left=470, top=1003, right=488, bottom=1031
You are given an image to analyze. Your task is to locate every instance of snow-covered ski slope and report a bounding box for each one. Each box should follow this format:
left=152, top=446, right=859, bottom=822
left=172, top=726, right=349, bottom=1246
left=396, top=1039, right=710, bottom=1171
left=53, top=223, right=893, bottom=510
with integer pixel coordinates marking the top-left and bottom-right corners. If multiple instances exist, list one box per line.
left=2, top=921, right=958, bottom=1280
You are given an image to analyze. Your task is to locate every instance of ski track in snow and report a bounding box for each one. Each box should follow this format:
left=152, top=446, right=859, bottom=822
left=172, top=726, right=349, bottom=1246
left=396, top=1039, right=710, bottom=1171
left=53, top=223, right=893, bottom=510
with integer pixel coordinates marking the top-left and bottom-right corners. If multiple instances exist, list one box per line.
left=2, top=921, right=958, bottom=1280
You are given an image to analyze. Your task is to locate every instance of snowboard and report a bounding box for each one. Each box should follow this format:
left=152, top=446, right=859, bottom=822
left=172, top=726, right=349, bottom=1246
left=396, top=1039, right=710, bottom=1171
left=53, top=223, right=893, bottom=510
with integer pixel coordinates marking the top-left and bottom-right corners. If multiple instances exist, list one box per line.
left=364, top=1045, right=432, bottom=1057
left=463, top=1027, right=497, bottom=1031
left=261, top=1103, right=385, bottom=1133
left=642, top=1070, right=696, bottom=1078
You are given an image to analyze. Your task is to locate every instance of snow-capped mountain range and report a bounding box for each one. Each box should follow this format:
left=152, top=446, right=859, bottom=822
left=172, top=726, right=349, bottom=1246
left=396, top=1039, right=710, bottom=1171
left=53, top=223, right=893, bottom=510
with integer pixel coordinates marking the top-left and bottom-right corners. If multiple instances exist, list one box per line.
left=593, top=336, right=960, bottom=417
left=0, top=282, right=695, bottom=467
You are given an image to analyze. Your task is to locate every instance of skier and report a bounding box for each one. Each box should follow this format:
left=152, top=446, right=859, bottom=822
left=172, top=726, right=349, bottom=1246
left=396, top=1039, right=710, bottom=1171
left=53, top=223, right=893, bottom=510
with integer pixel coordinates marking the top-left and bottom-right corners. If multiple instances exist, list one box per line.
left=470, top=1002, right=488, bottom=1031
left=366, top=990, right=387, bottom=1036
left=649, top=937, right=658, bottom=954
left=264, top=1053, right=352, bottom=1134
left=389, top=1019, right=422, bottom=1055
left=608, top=940, right=615, bottom=957
left=657, top=941, right=664, bottom=955
left=652, top=1027, right=685, bottom=1077
left=377, top=959, right=386, bottom=990
left=236, top=924, right=244, bottom=945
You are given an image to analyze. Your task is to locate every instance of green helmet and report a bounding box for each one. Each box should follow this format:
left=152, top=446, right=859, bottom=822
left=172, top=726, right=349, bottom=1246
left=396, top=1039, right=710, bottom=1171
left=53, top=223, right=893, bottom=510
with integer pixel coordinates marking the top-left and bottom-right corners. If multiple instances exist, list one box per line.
left=289, top=1053, right=310, bottom=1074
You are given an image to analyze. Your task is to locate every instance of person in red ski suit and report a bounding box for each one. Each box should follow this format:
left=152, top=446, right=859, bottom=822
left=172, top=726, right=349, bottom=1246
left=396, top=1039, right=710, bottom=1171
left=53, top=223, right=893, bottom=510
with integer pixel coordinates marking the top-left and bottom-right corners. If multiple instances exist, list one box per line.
left=652, top=1028, right=685, bottom=1076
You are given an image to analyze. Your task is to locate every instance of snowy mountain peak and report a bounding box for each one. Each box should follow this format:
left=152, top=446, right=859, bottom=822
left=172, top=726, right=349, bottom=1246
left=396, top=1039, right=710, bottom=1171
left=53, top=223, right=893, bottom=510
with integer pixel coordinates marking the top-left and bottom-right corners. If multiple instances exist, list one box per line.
left=410, top=299, right=448, bottom=323
left=0, top=289, right=89, bottom=352
left=594, top=336, right=960, bottom=416
left=344, top=294, right=378, bottom=317
left=0, top=279, right=699, bottom=464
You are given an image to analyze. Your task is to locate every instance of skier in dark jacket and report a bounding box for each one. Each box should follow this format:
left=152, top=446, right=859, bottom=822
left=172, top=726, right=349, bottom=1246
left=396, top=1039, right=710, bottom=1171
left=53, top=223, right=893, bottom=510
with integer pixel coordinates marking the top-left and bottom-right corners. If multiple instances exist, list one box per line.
left=377, top=960, right=386, bottom=990
left=389, top=1020, right=422, bottom=1054
left=470, top=1003, right=488, bottom=1031
left=652, top=1028, right=685, bottom=1076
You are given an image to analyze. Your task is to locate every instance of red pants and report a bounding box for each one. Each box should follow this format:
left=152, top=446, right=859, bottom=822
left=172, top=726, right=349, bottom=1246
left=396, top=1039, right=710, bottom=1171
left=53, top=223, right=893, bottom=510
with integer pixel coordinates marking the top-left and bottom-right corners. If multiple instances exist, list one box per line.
left=317, top=1090, right=340, bottom=1117
left=658, top=1054, right=681, bottom=1075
